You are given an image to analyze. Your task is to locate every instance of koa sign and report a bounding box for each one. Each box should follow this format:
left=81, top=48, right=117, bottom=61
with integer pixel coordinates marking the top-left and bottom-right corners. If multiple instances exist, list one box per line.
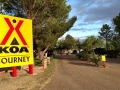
left=0, top=14, right=33, bottom=68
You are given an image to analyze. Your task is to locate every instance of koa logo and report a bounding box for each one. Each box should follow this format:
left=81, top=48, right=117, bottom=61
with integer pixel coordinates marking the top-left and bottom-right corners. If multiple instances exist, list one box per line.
left=0, top=18, right=29, bottom=54
left=0, top=46, right=29, bottom=53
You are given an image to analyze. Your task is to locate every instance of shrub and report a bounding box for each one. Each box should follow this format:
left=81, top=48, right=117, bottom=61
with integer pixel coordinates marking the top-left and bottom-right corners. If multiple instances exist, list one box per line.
left=76, top=51, right=104, bottom=67
left=90, top=54, right=102, bottom=66
left=76, top=51, right=90, bottom=61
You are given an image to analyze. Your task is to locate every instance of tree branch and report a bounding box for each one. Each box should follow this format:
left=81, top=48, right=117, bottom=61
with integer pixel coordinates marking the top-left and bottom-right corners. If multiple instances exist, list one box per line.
left=32, top=0, right=46, bottom=20
left=32, top=0, right=37, bottom=9
left=22, top=0, right=27, bottom=16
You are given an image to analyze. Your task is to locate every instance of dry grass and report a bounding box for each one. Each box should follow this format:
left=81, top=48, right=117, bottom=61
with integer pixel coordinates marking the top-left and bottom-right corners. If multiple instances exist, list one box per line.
left=0, top=59, right=57, bottom=90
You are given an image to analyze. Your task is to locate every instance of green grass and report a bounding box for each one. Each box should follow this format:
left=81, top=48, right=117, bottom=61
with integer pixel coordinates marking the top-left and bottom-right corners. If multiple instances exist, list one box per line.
left=1, top=77, right=9, bottom=81
left=35, top=58, right=57, bottom=89
left=44, top=58, right=57, bottom=76
left=34, top=58, right=42, bottom=66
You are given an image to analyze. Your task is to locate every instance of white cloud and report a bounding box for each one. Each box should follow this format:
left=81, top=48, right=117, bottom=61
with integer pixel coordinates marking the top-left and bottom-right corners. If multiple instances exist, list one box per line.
left=65, top=0, right=120, bottom=38
left=70, top=0, right=120, bottom=23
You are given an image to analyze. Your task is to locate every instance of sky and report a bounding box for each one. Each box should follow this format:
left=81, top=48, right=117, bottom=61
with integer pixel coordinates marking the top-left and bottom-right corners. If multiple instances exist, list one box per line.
left=60, top=0, right=120, bottom=40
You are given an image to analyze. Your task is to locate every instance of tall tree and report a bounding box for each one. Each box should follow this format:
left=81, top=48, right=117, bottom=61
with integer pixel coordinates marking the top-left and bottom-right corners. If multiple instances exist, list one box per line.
left=112, top=13, right=120, bottom=35
left=1, top=0, right=46, bottom=19
left=33, top=0, right=77, bottom=59
left=98, top=24, right=112, bottom=50
left=110, top=13, right=120, bottom=50
left=64, top=34, right=76, bottom=50
left=1, top=0, right=77, bottom=59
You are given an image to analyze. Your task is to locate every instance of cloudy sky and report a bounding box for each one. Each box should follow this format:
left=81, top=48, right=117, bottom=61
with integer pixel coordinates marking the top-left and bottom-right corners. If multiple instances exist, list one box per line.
left=61, top=0, right=120, bottom=39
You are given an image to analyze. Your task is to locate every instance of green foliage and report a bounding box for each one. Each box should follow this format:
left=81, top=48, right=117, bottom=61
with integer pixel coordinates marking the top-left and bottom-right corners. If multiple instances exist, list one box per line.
left=98, top=24, right=113, bottom=50
left=76, top=36, right=105, bottom=66
left=56, top=39, right=66, bottom=50
left=56, top=34, right=77, bottom=50
left=44, top=58, right=57, bottom=77
left=76, top=51, right=90, bottom=61
left=82, top=36, right=105, bottom=51
left=1, top=0, right=77, bottom=51
left=76, top=51, right=103, bottom=66
left=90, top=53, right=102, bottom=66
left=34, top=59, right=42, bottom=66
left=99, top=24, right=112, bottom=41
left=112, top=13, right=120, bottom=35
left=76, top=39, right=81, bottom=49
left=64, top=34, right=76, bottom=50
left=33, top=0, right=77, bottom=50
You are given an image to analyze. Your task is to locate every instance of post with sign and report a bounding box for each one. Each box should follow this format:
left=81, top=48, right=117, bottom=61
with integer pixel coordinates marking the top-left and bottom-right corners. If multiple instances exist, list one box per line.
left=29, top=64, right=33, bottom=74
left=102, top=55, right=106, bottom=68
left=12, top=66, right=17, bottom=77
left=0, top=14, right=34, bottom=77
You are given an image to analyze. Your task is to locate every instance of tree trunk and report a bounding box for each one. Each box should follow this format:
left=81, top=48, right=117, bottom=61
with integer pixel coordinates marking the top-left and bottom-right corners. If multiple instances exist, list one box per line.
left=37, top=45, right=49, bottom=60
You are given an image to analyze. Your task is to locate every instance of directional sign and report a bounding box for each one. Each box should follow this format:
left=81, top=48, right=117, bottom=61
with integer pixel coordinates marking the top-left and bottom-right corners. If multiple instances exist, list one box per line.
left=0, top=14, right=33, bottom=68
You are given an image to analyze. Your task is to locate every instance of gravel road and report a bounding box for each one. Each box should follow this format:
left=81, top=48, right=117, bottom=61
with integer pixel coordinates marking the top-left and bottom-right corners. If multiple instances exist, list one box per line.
left=43, top=54, right=120, bottom=90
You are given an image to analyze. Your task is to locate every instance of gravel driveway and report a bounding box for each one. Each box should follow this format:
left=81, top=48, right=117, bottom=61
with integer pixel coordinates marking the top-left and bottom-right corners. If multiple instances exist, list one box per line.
left=43, top=54, right=120, bottom=90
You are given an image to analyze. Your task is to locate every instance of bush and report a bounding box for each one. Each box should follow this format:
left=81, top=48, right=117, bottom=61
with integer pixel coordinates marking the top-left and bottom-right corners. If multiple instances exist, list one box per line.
left=76, top=51, right=104, bottom=67
left=34, top=59, right=42, bottom=66
left=90, top=54, right=102, bottom=66
left=76, top=51, right=90, bottom=61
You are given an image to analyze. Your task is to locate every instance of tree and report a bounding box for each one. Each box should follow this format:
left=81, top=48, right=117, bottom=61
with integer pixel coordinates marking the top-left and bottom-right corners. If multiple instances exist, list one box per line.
left=1, top=0, right=46, bottom=19
left=76, top=38, right=82, bottom=52
left=98, top=24, right=113, bottom=50
left=82, top=36, right=96, bottom=51
left=64, top=34, right=76, bottom=50
left=1, top=0, right=77, bottom=59
left=110, top=13, right=120, bottom=50
left=56, top=39, right=66, bottom=50
left=82, top=36, right=105, bottom=52
left=110, top=34, right=120, bottom=50
left=112, top=13, right=120, bottom=35
left=94, top=38, right=105, bottom=49
left=77, top=36, right=105, bottom=65
left=56, top=34, right=76, bottom=50
left=33, top=0, right=77, bottom=59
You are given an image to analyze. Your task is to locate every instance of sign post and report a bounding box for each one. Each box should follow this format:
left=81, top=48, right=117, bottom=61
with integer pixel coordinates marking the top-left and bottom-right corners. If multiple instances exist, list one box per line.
left=29, top=64, right=33, bottom=74
left=12, top=66, right=17, bottom=77
left=102, top=55, right=106, bottom=68
left=0, top=14, right=34, bottom=77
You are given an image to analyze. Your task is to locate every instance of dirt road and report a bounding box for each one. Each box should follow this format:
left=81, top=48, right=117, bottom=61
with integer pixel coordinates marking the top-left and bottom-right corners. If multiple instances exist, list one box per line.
left=43, top=54, right=120, bottom=90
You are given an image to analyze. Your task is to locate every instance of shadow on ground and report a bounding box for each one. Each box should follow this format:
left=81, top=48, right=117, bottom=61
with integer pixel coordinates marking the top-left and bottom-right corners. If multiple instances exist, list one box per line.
left=55, top=54, right=96, bottom=67
left=68, top=61, right=96, bottom=67
left=106, top=58, right=120, bottom=64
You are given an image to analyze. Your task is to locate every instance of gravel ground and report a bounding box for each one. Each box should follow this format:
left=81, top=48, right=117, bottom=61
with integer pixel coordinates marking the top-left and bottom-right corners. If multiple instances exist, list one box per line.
left=0, top=58, right=56, bottom=90
left=0, top=67, right=45, bottom=90
left=43, top=54, right=120, bottom=90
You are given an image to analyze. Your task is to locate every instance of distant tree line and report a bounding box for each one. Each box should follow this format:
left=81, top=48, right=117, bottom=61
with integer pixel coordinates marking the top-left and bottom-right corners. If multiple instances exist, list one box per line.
left=98, top=13, right=120, bottom=58
left=56, top=13, right=120, bottom=66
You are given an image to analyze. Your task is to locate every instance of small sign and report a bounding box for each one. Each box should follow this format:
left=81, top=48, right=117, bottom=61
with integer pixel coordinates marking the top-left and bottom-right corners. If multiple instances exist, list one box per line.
left=0, top=14, right=33, bottom=68
left=102, top=55, right=106, bottom=61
